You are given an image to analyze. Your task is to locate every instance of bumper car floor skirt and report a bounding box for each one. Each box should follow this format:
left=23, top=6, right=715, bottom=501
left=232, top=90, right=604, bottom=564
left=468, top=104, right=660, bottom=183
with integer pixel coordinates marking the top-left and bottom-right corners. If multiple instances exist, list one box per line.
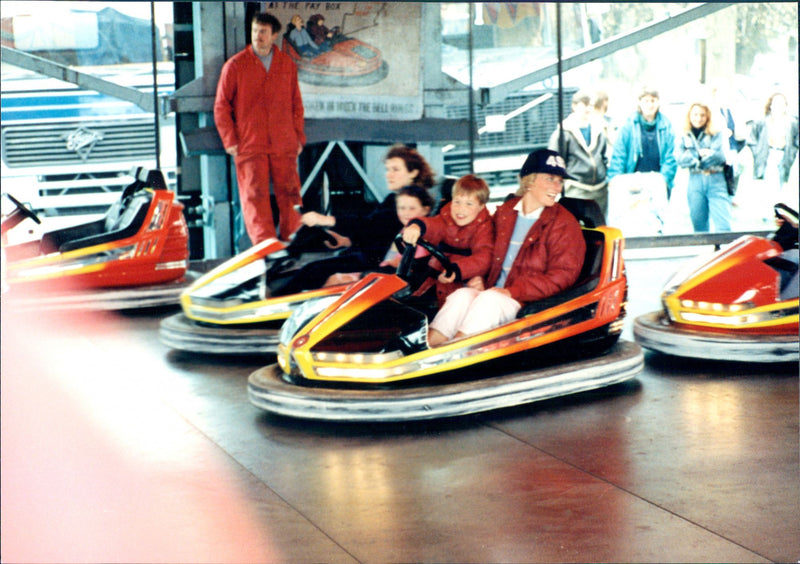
left=247, top=340, right=643, bottom=422
left=159, top=312, right=281, bottom=355
left=634, top=311, right=799, bottom=363
left=6, top=272, right=199, bottom=312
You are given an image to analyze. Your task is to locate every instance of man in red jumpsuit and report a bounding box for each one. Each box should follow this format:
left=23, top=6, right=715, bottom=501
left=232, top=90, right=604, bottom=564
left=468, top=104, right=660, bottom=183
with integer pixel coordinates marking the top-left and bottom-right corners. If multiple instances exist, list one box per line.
left=214, top=12, right=306, bottom=244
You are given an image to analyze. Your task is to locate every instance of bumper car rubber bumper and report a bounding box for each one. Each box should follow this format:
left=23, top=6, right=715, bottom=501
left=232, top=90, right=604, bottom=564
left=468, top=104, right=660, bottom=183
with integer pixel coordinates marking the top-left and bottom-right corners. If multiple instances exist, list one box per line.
left=5, top=272, right=199, bottom=312
left=159, top=312, right=281, bottom=355
left=247, top=340, right=643, bottom=422
left=633, top=311, right=799, bottom=363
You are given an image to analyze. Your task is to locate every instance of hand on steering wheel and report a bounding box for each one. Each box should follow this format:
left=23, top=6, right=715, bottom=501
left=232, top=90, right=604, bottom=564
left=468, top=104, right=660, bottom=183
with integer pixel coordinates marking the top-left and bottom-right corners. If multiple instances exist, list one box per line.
left=393, top=233, right=457, bottom=282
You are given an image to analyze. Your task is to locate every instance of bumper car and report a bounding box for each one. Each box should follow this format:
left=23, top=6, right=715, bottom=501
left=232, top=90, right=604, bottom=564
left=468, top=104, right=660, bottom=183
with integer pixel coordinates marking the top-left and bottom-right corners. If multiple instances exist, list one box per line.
left=283, top=32, right=388, bottom=87
left=634, top=204, right=799, bottom=363
left=1, top=168, right=192, bottom=310
left=248, top=199, right=644, bottom=422
left=159, top=226, right=359, bottom=355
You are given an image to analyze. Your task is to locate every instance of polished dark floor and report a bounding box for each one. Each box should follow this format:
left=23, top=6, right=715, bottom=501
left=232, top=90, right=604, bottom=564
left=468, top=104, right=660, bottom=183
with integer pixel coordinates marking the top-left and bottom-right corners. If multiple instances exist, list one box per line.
left=2, top=254, right=798, bottom=563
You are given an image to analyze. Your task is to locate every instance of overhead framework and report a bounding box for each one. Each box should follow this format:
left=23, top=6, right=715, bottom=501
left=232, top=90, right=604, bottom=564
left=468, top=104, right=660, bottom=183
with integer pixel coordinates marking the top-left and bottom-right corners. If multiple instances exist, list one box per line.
left=0, top=46, right=159, bottom=113
left=480, top=2, right=734, bottom=106
left=170, top=2, right=735, bottom=165
left=3, top=2, right=737, bottom=257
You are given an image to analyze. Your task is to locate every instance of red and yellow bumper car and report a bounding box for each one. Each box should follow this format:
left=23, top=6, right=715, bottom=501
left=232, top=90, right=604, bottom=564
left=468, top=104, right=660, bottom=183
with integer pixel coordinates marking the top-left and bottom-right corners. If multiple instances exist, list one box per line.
left=158, top=226, right=354, bottom=354
left=248, top=200, right=643, bottom=421
left=2, top=168, right=191, bottom=310
left=634, top=204, right=798, bottom=363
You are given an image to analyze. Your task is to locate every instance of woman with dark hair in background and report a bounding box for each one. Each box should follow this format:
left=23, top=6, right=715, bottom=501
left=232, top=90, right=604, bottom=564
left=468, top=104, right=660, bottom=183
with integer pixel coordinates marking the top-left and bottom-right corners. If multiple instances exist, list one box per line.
left=748, top=92, right=799, bottom=189
left=747, top=92, right=799, bottom=223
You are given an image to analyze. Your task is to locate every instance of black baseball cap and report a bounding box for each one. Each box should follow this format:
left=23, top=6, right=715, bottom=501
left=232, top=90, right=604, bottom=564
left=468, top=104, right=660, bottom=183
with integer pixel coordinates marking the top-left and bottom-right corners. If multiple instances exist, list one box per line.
left=520, top=149, right=574, bottom=180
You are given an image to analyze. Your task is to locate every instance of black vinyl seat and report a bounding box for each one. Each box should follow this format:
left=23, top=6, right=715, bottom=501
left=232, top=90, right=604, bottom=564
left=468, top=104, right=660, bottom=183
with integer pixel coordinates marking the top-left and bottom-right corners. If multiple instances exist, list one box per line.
left=516, top=229, right=605, bottom=318
left=57, top=192, right=153, bottom=252
left=40, top=168, right=164, bottom=253
left=558, top=196, right=606, bottom=228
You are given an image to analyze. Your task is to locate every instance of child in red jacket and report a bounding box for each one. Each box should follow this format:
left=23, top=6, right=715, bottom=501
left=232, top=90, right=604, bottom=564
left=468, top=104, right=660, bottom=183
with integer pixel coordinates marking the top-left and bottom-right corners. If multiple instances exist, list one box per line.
left=401, top=174, right=494, bottom=306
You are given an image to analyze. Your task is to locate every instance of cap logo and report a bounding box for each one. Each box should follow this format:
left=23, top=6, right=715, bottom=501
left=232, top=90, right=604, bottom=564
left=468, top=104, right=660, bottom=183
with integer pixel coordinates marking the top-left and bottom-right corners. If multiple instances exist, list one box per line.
left=546, top=155, right=566, bottom=169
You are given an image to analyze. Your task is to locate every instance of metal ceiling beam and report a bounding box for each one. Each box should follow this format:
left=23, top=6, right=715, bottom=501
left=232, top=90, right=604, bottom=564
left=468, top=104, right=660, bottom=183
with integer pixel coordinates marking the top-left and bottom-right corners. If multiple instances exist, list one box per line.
left=482, top=2, right=736, bottom=106
left=1, top=45, right=156, bottom=113
left=4, top=2, right=735, bottom=115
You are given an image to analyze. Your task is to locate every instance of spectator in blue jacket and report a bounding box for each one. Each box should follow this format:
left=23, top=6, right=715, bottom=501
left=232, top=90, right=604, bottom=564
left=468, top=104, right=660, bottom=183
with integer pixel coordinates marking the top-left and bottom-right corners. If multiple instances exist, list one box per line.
left=607, top=86, right=678, bottom=199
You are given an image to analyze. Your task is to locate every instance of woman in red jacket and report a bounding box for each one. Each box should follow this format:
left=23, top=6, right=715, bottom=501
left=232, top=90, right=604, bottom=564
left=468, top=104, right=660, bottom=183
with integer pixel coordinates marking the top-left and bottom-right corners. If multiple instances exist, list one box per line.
left=428, top=149, right=586, bottom=347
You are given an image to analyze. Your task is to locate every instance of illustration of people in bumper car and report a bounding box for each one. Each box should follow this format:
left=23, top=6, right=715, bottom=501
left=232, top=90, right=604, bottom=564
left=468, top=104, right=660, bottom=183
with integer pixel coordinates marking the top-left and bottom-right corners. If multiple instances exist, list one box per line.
left=282, top=13, right=387, bottom=86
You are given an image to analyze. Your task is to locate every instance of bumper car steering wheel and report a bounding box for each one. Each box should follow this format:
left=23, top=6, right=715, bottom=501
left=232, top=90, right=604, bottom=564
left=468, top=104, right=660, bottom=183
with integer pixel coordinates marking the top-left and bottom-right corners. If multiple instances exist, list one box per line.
left=2, top=193, right=41, bottom=237
left=393, top=234, right=457, bottom=298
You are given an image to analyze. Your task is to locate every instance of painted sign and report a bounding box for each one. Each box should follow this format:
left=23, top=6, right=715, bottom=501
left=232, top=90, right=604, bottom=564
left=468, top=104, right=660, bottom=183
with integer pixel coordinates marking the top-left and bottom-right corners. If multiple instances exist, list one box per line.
left=262, top=2, right=422, bottom=120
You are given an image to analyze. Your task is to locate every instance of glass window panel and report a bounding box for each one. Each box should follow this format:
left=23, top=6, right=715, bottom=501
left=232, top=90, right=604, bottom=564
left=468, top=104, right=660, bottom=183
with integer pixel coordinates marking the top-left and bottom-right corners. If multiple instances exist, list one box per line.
left=1, top=1, right=175, bottom=228
left=440, top=2, right=798, bottom=237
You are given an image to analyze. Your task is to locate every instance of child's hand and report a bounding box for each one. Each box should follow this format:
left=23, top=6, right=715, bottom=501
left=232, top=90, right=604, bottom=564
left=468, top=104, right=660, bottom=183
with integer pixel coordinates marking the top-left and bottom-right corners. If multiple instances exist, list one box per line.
left=466, top=276, right=485, bottom=291
left=324, top=272, right=361, bottom=287
left=401, top=224, right=421, bottom=245
left=380, top=255, right=402, bottom=269
left=437, top=270, right=456, bottom=284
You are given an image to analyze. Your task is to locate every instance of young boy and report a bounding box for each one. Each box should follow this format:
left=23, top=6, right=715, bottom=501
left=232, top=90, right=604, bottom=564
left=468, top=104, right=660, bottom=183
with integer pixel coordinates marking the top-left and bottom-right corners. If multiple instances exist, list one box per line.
left=401, top=174, right=494, bottom=307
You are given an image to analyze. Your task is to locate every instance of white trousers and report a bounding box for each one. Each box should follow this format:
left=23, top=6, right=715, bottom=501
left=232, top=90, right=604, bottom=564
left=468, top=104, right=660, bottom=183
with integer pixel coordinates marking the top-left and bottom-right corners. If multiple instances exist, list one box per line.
left=429, top=287, right=522, bottom=339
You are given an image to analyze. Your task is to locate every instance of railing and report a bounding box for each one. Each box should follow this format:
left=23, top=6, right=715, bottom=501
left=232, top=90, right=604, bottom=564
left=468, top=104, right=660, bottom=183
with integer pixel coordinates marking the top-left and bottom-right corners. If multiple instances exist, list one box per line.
left=625, top=230, right=772, bottom=250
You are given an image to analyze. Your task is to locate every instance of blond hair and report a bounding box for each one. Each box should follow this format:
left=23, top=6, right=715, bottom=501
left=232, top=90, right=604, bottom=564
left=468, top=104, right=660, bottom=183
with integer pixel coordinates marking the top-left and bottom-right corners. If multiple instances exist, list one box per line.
left=683, top=102, right=718, bottom=136
left=515, top=173, right=538, bottom=197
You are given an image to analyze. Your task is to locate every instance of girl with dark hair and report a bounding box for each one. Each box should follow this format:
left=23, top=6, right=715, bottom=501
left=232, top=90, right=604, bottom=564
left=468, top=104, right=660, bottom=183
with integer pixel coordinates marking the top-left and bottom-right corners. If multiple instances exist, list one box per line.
left=322, top=185, right=435, bottom=287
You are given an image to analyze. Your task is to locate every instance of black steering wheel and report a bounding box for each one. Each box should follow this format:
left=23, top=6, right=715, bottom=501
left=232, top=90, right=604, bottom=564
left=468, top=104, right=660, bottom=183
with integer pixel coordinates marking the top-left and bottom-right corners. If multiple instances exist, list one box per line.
left=2, top=193, right=41, bottom=236
left=773, top=203, right=799, bottom=252
left=4, top=193, right=41, bottom=225
left=393, top=233, right=458, bottom=283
